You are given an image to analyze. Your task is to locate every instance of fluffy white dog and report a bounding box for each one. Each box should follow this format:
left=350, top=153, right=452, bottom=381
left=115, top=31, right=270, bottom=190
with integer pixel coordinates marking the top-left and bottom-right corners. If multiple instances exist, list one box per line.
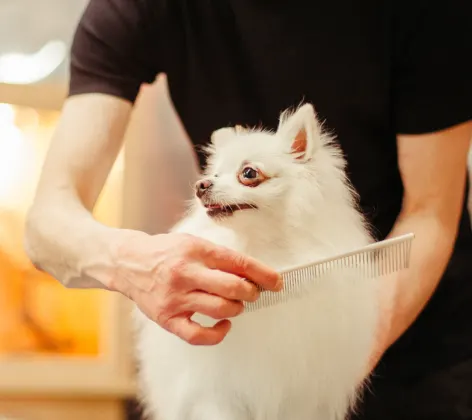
left=134, top=104, right=378, bottom=420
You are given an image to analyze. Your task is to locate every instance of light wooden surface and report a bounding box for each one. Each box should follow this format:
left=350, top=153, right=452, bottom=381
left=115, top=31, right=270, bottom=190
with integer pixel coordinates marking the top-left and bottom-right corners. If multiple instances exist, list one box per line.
left=0, top=294, right=136, bottom=396
left=0, top=398, right=125, bottom=420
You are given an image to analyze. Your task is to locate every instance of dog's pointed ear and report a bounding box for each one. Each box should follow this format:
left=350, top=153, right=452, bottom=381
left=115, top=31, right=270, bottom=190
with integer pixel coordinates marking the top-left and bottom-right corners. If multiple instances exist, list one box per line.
left=211, top=124, right=247, bottom=147
left=210, top=127, right=235, bottom=148
left=277, top=104, right=322, bottom=162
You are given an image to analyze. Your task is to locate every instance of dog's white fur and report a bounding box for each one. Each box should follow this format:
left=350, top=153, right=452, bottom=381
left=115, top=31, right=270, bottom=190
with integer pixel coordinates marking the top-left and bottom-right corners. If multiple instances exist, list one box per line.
left=134, top=104, right=378, bottom=420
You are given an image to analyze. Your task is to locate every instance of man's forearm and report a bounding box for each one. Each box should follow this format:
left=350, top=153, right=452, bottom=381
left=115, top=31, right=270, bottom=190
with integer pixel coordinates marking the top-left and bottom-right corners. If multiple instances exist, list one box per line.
left=373, top=209, right=459, bottom=363
left=367, top=121, right=472, bottom=372
left=25, top=188, right=120, bottom=290
left=24, top=94, right=135, bottom=290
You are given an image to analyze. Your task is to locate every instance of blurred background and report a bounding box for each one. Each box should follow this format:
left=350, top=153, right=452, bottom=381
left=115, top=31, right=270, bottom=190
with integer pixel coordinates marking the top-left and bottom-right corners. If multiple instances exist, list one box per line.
left=0, top=0, right=198, bottom=419
left=0, top=1, right=471, bottom=420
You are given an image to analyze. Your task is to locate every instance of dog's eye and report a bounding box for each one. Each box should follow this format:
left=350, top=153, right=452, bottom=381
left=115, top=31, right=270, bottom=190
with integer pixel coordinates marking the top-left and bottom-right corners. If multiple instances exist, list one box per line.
left=241, top=167, right=258, bottom=179
left=238, top=166, right=267, bottom=187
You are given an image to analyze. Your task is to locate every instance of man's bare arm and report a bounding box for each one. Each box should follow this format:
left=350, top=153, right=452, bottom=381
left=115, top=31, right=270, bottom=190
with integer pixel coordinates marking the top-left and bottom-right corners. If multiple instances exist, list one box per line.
left=370, top=121, right=472, bottom=367
left=24, top=93, right=280, bottom=345
left=25, top=94, right=133, bottom=289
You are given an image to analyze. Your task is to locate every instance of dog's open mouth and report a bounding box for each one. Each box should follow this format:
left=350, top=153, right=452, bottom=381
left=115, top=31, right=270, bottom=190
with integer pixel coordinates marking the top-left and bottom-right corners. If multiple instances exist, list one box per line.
left=204, top=203, right=257, bottom=217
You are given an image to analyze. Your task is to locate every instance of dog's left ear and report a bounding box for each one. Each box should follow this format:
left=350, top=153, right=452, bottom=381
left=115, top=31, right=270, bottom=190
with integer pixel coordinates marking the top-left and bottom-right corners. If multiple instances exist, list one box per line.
left=211, top=127, right=235, bottom=148
left=211, top=124, right=248, bottom=148
left=277, top=103, right=322, bottom=162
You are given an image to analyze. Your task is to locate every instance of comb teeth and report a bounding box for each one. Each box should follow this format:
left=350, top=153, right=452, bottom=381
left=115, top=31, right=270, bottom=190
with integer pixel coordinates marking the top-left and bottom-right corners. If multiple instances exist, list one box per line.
left=244, top=233, right=414, bottom=313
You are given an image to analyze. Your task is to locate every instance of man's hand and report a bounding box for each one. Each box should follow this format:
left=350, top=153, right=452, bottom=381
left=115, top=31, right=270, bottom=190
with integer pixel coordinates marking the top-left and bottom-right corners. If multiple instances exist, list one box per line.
left=101, top=230, right=282, bottom=346
left=25, top=94, right=282, bottom=347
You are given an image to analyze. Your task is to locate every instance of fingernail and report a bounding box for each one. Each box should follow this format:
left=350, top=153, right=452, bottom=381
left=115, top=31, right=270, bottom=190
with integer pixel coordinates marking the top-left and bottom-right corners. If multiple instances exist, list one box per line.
left=251, top=288, right=261, bottom=301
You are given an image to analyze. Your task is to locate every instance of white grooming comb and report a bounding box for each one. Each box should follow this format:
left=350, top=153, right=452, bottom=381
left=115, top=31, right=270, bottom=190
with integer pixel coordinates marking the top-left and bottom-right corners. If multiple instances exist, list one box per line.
left=244, top=233, right=415, bottom=313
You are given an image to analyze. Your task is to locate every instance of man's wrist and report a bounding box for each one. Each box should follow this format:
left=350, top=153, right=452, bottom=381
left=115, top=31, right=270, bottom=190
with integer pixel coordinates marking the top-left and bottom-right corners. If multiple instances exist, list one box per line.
left=366, top=275, right=399, bottom=372
left=76, top=226, right=152, bottom=293
left=68, top=223, right=125, bottom=290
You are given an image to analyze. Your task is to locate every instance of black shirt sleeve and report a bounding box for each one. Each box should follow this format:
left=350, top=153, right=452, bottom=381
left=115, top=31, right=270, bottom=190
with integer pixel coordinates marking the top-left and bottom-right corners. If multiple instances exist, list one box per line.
left=393, top=0, right=472, bottom=134
left=68, top=0, right=162, bottom=103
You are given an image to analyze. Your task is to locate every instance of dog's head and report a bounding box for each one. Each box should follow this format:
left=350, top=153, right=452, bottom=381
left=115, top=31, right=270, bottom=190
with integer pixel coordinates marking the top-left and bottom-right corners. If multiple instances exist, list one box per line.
left=195, top=104, right=348, bottom=226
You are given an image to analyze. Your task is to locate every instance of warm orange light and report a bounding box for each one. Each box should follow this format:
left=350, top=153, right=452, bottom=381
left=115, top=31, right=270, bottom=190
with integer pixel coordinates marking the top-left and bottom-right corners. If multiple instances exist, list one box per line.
left=0, top=103, right=123, bottom=358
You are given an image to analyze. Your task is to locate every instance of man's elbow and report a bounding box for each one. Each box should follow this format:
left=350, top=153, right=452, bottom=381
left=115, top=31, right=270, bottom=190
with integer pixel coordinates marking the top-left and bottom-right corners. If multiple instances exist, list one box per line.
left=23, top=184, right=61, bottom=271
left=23, top=203, right=46, bottom=271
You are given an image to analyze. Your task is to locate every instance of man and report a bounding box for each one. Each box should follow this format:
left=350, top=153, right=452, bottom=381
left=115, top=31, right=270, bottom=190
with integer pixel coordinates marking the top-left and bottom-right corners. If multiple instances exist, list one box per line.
left=25, top=0, right=472, bottom=418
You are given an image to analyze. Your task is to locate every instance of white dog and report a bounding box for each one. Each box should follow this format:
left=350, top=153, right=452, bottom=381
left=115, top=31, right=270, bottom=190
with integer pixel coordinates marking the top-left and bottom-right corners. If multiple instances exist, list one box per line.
left=134, top=104, right=378, bottom=420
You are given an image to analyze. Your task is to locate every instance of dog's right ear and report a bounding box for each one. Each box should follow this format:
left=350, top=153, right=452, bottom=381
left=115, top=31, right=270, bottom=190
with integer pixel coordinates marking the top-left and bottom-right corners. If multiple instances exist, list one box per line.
left=277, top=103, right=322, bottom=162
left=210, top=127, right=236, bottom=148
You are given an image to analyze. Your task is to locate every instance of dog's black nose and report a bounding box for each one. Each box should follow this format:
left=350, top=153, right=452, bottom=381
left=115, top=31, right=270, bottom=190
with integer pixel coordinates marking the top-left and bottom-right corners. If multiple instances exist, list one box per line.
left=195, top=179, right=213, bottom=198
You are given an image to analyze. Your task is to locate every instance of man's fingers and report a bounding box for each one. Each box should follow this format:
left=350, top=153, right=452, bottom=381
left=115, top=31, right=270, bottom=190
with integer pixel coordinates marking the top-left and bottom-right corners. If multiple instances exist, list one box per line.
left=191, top=267, right=259, bottom=302
left=203, top=245, right=282, bottom=292
left=168, top=316, right=231, bottom=346
left=183, top=291, right=245, bottom=319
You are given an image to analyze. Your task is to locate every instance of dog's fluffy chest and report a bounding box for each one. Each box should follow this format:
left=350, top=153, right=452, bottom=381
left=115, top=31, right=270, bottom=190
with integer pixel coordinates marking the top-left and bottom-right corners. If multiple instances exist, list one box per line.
left=134, top=103, right=378, bottom=420
left=136, top=212, right=376, bottom=420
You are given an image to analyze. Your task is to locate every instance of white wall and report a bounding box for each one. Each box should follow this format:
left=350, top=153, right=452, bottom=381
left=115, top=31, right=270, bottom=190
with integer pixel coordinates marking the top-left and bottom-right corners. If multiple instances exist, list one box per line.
left=121, top=76, right=199, bottom=234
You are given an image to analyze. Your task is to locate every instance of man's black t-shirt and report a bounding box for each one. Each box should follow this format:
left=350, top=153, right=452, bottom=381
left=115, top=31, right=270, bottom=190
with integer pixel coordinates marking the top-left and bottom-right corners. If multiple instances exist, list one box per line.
left=69, top=0, right=472, bottom=417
